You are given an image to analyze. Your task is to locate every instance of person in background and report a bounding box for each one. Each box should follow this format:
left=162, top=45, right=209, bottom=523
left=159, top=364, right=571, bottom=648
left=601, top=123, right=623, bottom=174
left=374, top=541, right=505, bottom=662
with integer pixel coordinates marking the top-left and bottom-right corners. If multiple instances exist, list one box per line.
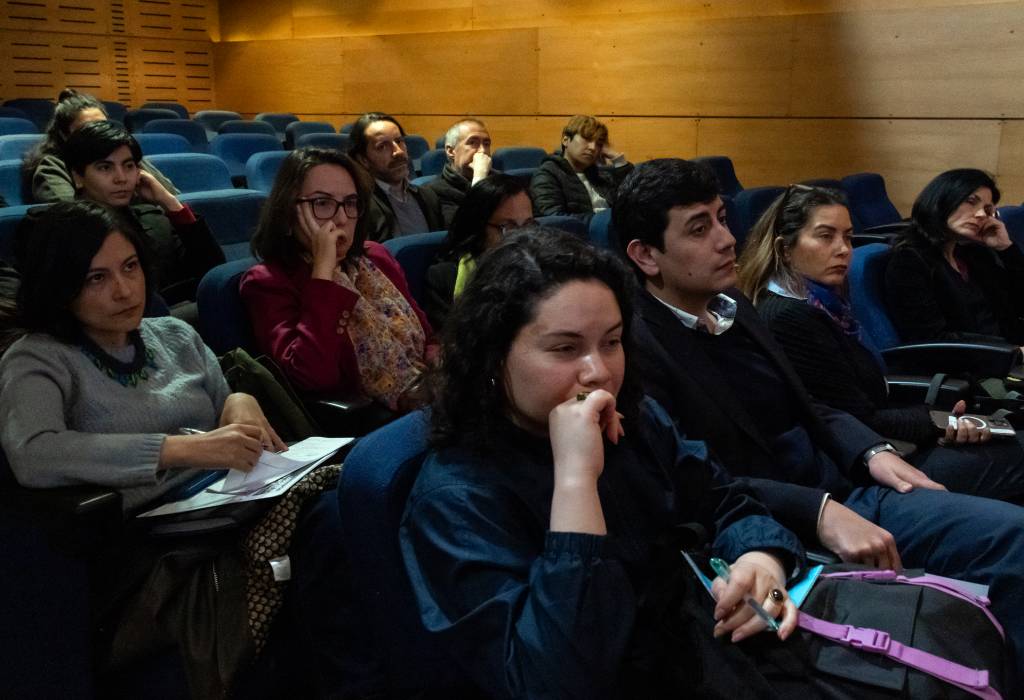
left=529, top=114, right=632, bottom=221
left=424, top=117, right=496, bottom=227
left=737, top=183, right=1024, bottom=504
left=402, top=227, right=805, bottom=697
left=22, top=88, right=177, bottom=204
left=423, top=174, right=534, bottom=329
left=63, top=120, right=223, bottom=307
left=348, top=112, right=443, bottom=241
left=241, top=147, right=436, bottom=412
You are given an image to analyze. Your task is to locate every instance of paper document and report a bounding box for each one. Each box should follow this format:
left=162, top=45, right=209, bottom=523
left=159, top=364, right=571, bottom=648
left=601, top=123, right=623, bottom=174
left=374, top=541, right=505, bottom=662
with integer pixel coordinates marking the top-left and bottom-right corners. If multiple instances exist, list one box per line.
left=137, top=436, right=352, bottom=518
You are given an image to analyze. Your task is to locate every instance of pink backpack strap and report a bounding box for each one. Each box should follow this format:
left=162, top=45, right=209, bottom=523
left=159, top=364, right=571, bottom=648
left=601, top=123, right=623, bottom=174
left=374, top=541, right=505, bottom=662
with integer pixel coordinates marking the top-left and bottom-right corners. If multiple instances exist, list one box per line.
left=797, top=612, right=1002, bottom=700
left=822, top=570, right=1005, bottom=640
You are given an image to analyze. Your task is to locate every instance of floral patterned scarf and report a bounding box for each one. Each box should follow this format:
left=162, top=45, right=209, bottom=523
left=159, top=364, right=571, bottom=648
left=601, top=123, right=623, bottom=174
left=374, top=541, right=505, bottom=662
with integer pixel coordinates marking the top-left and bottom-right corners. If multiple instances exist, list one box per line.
left=332, top=256, right=426, bottom=410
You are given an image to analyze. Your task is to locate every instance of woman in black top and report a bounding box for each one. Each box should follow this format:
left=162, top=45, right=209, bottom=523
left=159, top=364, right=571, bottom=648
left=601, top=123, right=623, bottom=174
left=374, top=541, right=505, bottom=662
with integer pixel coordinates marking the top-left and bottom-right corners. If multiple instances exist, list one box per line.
left=737, top=184, right=1024, bottom=504
left=884, top=168, right=1024, bottom=345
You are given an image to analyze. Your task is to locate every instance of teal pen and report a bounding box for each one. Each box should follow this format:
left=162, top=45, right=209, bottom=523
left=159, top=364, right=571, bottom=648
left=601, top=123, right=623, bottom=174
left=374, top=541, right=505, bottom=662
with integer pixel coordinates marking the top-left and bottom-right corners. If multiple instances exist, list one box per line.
left=709, top=557, right=781, bottom=633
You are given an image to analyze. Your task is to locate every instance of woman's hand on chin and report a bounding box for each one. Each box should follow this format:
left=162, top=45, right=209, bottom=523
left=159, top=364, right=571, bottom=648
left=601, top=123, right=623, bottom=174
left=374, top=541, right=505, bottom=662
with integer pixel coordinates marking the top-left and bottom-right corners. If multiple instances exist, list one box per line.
left=220, top=392, right=288, bottom=452
left=548, top=389, right=623, bottom=489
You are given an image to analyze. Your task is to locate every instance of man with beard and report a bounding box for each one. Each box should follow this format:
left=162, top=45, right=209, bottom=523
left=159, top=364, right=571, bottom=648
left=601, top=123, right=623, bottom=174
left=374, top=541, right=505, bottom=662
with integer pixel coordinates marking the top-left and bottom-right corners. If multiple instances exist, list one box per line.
left=348, top=112, right=443, bottom=241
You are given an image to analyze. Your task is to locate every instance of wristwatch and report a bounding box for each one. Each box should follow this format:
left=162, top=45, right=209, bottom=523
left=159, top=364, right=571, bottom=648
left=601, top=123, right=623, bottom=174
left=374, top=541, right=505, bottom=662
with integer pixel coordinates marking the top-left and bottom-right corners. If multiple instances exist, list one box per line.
left=863, top=442, right=898, bottom=466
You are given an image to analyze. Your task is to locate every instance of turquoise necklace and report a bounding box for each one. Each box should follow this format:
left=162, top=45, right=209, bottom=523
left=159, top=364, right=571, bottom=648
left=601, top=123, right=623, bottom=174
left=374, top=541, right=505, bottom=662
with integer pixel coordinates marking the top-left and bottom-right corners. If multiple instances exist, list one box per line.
left=78, top=329, right=158, bottom=387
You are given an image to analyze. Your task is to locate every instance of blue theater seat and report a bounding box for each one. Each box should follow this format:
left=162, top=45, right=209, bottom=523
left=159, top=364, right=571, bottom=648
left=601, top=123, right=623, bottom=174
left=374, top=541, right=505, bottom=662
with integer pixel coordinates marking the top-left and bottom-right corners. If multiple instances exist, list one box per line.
left=2, top=99, right=54, bottom=130
left=0, top=117, right=38, bottom=136
left=730, top=185, right=786, bottom=248
left=339, top=122, right=354, bottom=134
left=133, top=133, right=192, bottom=156
left=418, top=149, right=447, bottom=177
left=256, top=112, right=299, bottom=139
left=294, top=132, right=350, bottom=151
left=693, top=155, right=743, bottom=198
left=492, top=146, right=547, bottom=171
left=0, top=134, right=43, bottom=161
left=285, top=121, right=334, bottom=150
left=141, top=101, right=189, bottom=119
left=144, top=153, right=234, bottom=193
left=218, top=119, right=278, bottom=137
left=999, top=205, right=1024, bottom=250
left=588, top=207, right=617, bottom=250
left=124, top=108, right=181, bottom=133
left=537, top=214, right=588, bottom=239
left=143, top=119, right=209, bottom=152
left=194, top=109, right=242, bottom=139
left=841, top=172, right=902, bottom=230
left=409, top=174, right=436, bottom=188
left=404, top=135, right=430, bottom=175
left=245, top=151, right=289, bottom=193
left=0, top=204, right=40, bottom=260
left=0, top=106, right=29, bottom=120
left=0, top=159, right=28, bottom=206
left=101, top=100, right=127, bottom=124
left=196, top=256, right=258, bottom=355
left=209, top=133, right=283, bottom=182
left=179, top=189, right=266, bottom=260
left=383, top=230, right=447, bottom=307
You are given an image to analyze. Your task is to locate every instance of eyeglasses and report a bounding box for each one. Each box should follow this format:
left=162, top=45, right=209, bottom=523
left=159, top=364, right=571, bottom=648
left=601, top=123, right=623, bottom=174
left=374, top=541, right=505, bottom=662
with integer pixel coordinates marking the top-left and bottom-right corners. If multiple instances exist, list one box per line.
left=485, top=218, right=537, bottom=237
left=297, top=196, right=362, bottom=220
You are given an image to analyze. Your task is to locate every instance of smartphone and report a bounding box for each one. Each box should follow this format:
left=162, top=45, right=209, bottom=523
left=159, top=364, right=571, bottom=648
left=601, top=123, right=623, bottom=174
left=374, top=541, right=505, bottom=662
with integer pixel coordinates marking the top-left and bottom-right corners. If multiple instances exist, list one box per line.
left=929, top=410, right=1016, bottom=438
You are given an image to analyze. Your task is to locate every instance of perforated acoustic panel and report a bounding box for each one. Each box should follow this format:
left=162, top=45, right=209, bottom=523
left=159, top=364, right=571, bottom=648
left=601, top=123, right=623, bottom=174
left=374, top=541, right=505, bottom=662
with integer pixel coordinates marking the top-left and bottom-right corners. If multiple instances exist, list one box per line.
left=0, top=0, right=216, bottom=110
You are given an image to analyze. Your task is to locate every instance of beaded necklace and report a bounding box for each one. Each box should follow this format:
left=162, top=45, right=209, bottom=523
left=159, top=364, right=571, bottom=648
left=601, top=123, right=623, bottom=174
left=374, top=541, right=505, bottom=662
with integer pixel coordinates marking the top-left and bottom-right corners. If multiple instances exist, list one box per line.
left=78, top=329, right=158, bottom=387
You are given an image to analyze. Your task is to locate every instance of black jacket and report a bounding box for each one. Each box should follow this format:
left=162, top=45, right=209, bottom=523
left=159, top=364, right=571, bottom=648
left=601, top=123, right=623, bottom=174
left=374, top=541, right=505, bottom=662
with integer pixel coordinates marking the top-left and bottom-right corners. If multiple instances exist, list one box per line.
left=364, top=181, right=444, bottom=242
left=884, top=238, right=1024, bottom=344
left=529, top=155, right=632, bottom=221
left=631, top=289, right=883, bottom=542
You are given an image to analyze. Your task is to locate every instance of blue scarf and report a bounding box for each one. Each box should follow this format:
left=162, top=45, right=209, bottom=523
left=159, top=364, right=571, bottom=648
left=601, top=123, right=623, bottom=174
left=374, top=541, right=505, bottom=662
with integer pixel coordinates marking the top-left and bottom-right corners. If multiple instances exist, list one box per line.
left=804, top=278, right=886, bottom=370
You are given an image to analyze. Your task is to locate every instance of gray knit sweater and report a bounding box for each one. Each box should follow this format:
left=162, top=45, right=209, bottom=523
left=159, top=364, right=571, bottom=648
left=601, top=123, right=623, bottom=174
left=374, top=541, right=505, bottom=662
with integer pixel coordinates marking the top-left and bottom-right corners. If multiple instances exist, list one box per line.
left=0, top=316, right=229, bottom=512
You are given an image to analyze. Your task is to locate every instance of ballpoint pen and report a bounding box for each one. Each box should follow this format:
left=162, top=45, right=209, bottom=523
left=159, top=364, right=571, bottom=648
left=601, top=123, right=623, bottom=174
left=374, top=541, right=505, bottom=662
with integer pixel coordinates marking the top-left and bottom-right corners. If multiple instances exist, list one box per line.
left=709, top=557, right=782, bottom=633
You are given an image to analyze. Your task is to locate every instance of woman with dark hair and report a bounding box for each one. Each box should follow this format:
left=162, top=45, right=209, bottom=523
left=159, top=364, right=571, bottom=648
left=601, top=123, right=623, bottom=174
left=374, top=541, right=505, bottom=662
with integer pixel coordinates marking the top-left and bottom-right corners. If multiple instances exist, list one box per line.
left=63, top=119, right=223, bottom=306
left=22, top=88, right=177, bottom=203
left=401, top=227, right=809, bottom=698
left=241, top=147, right=436, bottom=411
left=884, top=168, right=1024, bottom=345
left=422, top=173, right=534, bottom=328
left=737, top=185, right=1024, bottom=503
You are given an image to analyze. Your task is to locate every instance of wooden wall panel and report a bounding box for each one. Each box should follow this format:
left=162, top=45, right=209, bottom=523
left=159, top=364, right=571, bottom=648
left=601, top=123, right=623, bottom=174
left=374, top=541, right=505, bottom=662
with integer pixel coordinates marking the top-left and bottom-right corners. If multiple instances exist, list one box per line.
left=291, top=0, right=473, bottom=39
left=0, top=30, right=118, bottom=99
left=0, top=0, right=110, bottom=34
left=696, top=118, right=1005, bottom=214
left=130, top=37, right=215, bottom=108
left=997, top=120, right=1024, bottom=207
left=126, top=0, right=219, bottom=41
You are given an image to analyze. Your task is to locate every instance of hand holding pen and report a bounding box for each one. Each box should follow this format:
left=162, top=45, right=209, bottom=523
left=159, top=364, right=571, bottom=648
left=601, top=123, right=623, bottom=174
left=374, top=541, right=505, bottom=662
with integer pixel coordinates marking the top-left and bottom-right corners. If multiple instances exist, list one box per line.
left=709, top=553, right=798, bottom=643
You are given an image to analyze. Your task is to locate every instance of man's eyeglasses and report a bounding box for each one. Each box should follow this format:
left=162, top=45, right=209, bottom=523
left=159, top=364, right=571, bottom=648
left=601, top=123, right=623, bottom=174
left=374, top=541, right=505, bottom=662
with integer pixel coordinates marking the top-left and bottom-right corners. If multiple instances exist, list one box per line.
left=297, top=196, right=363, bottom=220
left=486, top=218, right=537, bottom=237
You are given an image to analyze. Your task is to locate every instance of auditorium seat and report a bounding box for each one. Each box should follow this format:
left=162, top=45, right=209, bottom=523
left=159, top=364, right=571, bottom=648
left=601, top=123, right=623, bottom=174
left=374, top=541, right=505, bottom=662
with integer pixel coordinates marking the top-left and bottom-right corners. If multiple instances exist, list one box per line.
left=383, top=230, right=447, bottom=307
left=502, top=167, right=536, bottom=186
left=101, top=100, right=127, bottom=124
left=434, top=134, right=445, bottom=149
left=142, top=119, right=209, bottom=152
left=208, top=133, right=282, bottom=183
left=141, top=101, right=189, bottom=119
left=841, top=172, right=902, bottom=230
left=693, top=155, right=743, bottom=197
left=0, top=117, right=38, bottom=136
left=537, top=214, right=588, bottom=239
left=245, top=151, right=289, bottom=193
left=492, top=146, right=547, bottom=171
left=410, top=175, right=437, bottom=188
left=2, top=99, right=54, bottom=130
left=194, top=109, right=242, bottom=139
left=0, top=160, right=28, bottom=206
left=144, top=153, right=234, bottom=193
left=294, top=132, right=350, bottom=151
left=0, top=205, right=36, bottom=260
left=285, top=121, right=334, bottom=149
left=339, top=122, right=354, bottom=134
left=196, top=256, right=259, bottom=355
left=256, top=112, right=299, bottom=140
left=418, top=149, right=446, bottom=177
left=0, top=106, right=29, bottom=120
left=179, top=189, right=266, bottom=260
left=404, top=135, right=430, bottom=171
left=730, top=185, right=786, bottom=248
left=218, top=119, right=278, bottom=137
left=998, top=205, right=1024, bottom=249
left=133, top=133, right=193, bottom=156
left=588, top=208, right=617, bottom=250
left=0, top=134, right=43, bottom=161
left=802, top=178, right=844, bottom=190
left=124, top=108, right=181, bottom=133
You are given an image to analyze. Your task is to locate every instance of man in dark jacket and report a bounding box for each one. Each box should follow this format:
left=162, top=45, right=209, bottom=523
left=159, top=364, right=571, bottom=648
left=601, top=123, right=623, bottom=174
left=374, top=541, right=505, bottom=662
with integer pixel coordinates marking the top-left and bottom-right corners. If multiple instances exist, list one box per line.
left=349, top=112, right=443, bottom=241
left=616, top=157, right=1024, bottom=682
left=530, top=114, right=632, bottom=222
left=424, top=118, right=496, bottom=227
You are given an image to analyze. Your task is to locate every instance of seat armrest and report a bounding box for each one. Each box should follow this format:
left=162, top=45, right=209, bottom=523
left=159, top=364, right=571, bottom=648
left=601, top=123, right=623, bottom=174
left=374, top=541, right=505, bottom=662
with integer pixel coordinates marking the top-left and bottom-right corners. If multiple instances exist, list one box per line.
left=307, top=395, right=397, bottom=437
left=881, top=342, right=1021, bottom=378
left=885, top=374, right=971, bottom=409
left=861, top=221, right=911, bottom=236
left=0, top=483, right=121, bottom=518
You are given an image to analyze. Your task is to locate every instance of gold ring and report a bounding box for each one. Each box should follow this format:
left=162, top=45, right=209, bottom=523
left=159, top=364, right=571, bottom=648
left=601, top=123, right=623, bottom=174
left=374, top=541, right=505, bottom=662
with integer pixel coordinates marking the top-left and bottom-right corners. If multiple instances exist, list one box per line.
left=769, top=588, right=785, bottom=603
left=576, top=392, right=590, bottom=402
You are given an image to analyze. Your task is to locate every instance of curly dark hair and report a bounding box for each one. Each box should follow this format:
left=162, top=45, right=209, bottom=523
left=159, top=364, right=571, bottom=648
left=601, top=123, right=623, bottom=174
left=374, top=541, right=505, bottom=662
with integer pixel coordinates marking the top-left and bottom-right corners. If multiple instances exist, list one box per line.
left=430, top=226, right=640, bottom=451
left=250, top=147, right=372, bottom=266
left=900, top=168, right=1001, bottom=250
left=347, top=111, right=405, bottom=160
left=21, top=88, right=107, bottom=189
left=612, top=158, right=721, bottom=282
left=15, top=200, right=153, bottom=343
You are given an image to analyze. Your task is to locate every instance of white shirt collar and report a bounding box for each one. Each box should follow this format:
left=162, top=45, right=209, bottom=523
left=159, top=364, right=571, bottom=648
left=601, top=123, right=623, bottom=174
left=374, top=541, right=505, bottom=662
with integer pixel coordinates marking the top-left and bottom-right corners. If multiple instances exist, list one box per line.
left=655, top=293, right=737, bottom=335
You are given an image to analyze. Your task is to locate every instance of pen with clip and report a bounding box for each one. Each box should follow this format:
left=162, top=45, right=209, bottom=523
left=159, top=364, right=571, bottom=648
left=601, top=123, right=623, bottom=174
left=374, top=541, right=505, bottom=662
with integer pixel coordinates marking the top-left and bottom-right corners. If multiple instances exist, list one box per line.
left=709, top=557, right=781, bottom=633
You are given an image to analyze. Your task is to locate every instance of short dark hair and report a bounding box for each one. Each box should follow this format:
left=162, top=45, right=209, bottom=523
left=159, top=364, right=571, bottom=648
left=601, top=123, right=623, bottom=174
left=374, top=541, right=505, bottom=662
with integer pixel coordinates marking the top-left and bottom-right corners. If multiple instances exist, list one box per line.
left=430, top=226, right=640, bottom=451
left=250, top=147, right=372, bottom=265
left=63, top=120, right=141, bottom=175
left=347, top=112, right=405, bottom=160
left=22, top=88, right=107, bottom=184
left=16, top=200, right=152, bottom=343
left=445, top=174, right=530, bottom=261
left=612, top=158, right=720, bottom=281
left=904, top=168, right=1001, bottom=249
